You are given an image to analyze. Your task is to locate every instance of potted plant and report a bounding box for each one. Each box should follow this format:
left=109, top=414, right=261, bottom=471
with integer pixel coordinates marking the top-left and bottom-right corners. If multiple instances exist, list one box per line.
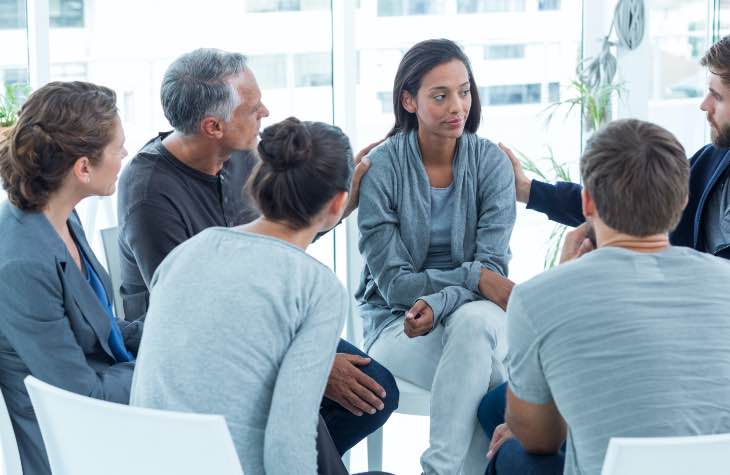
left=0, top=83, right=30, bottom=136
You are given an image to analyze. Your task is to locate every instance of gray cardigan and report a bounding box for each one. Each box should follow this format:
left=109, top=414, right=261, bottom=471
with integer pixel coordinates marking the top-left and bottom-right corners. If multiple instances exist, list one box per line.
left=355, top=130, right=516, bottom=350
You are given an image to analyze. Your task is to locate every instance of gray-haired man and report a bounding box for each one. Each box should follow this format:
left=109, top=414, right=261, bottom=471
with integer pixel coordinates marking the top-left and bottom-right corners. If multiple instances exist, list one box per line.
left=117, top=48, right=397, bottom=474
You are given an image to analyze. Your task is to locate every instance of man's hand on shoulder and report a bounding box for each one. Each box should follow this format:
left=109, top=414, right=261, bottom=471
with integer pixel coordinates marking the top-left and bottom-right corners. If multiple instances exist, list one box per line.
left=499, top=142, right=532, bottom=204
left=342, top=138, right=386, bottom=219
left=325, top=353, right=386, bottom=416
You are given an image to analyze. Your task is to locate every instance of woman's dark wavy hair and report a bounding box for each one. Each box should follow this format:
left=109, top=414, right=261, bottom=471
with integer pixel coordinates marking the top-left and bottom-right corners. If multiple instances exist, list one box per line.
left=388, top=38, right=481, bottom=137
left=0, top=81, right=118, bottom=211
left=247, top=117, right=354, bottom=230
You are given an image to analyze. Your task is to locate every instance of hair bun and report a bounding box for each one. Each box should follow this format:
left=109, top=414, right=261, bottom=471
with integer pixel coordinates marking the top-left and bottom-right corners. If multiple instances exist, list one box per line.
left=257, top=117, right=312, bottom=172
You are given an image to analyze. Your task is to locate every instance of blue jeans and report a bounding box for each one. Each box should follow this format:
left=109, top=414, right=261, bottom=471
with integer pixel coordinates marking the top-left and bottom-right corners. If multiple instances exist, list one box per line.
left=485, top=438, right=564, bottom=475
left=478, top=383, right=565, bottom=475
left=319, top=339, right=400, bottom=455
left=477, top=382, right=508, bottom=439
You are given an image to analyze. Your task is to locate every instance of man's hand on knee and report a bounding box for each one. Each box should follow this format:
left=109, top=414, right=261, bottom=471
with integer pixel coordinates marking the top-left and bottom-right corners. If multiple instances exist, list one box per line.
left=325, top=354, right=387, bottom=416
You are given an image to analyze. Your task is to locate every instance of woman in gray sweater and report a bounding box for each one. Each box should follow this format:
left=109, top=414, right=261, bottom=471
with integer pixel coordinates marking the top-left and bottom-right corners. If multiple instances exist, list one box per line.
left=356, top=39, right=517, bottom=475
left=131, top=118, right=354, bottom=475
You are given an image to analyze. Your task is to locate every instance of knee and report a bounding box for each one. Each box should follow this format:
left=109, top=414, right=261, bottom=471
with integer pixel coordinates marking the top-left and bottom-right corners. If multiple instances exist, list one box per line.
left=477, top=382, right=507, bottom=439
left=370, top=358, right=399, bottom=417
left=448, top=301, right=504, bottom=347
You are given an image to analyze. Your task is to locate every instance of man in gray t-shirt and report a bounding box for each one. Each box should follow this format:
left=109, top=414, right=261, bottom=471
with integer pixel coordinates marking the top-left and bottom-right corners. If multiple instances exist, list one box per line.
left=487, top=119, right=730, bottom=475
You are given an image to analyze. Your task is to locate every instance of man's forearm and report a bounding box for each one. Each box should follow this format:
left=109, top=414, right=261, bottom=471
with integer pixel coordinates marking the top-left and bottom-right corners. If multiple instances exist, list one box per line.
left=505, top=387, right=566, bottom=454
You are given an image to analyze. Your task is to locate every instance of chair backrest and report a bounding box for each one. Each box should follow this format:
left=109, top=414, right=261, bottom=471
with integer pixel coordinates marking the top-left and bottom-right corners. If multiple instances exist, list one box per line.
left=0, top=389, right=23, bottom=475
left=100, top=226, right=125, bottom=320
left=24, top=376, right=243, bottom=475
left=601, top=433, right=730, bottom=475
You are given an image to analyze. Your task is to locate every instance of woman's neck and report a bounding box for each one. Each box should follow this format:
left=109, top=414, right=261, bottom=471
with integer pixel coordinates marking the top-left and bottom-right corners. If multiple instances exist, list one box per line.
left=237, top=217, right=319, bottom=250
left=417, top=128, right=457, bottom=166
left=42, top=188, right=82, bottom=239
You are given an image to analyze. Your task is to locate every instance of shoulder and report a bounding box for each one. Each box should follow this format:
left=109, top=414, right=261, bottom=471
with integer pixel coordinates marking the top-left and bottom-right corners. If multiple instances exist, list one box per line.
left=510, top=253, right=597, bottom=315
left=119, top=139, right=181, bottom=208
left=689, top=144, right=723, bottom=165
left=462, top=133, right=513, bottom=180
left=364, top=135, right=403, bottom=175
left=0, top=204, right=62, bottom=266
left=360, top=135, right=405, bottom=193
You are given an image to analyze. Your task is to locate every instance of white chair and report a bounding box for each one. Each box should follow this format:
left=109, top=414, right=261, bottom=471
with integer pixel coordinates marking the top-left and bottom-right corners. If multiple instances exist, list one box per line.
left=100, top=226, right=125, bottom=320
left=345, top=304, right=431, bottom=471
left=0, top=389, right=23, bottom=475
left=24, top=376, right=244, bottom=475
left=601, top=433, right=730, bottom=475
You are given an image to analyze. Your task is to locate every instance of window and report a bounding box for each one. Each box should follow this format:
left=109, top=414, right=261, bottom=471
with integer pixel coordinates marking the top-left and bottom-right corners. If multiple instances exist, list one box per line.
left=246, top=0, right=329, bottom=12
left=247, top=55, right=287, bottom=89
left=1, top=67, right=28, bottom=85
left=376, top=91, right=393, bottom=114
left=647, top=0, right=709, bottom=154
left=0, top=0, right=23, bottom=28
left=294, top=52, right=331, bottom=87
left=538, top=0, right=561, bottom=10
left=481, top=83, right=541, bottom=105
left=50, top=0, right=83, bottom=27
left=50, top=62, right=87, bottom=81
left=457, top=0, right=526, bottom=13
left=377, top=0, right=446, bottom=16
left=0, top=0, right=84, bottom=29
left=548, top=81, right=560, bottom=103
left=484, top=44, right=525, bottom=59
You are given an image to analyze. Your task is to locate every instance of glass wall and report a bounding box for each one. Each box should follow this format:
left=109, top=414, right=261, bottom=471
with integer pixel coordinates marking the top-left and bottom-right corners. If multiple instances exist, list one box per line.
left=647, top=0, right=710, bottom=155
left=0, top=0, right=30, bottom=203
left=45, top=0, right=336, bottom=267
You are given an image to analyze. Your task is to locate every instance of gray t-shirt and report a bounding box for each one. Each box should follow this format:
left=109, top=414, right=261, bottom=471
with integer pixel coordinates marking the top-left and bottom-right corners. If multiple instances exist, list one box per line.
left=507, top=246, right=730, bottom=475
left=130, top=227, right=347, bottom=475
left=423, top=184, right=455, bottom=270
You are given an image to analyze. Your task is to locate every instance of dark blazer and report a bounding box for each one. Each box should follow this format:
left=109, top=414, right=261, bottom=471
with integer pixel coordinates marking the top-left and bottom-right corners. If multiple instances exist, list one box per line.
left=526, top=144, right=730, bottom=259
left=0, top=202, right=143, bottom=475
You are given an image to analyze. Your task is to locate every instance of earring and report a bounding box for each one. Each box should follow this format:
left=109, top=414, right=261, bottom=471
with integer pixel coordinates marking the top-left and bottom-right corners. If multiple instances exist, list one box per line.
left=85, top=176, right=91, bottom=183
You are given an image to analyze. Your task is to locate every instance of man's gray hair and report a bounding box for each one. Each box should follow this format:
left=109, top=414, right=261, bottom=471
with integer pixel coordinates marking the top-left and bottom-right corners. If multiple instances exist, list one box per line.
left=161, top=48, right=248, bottom=135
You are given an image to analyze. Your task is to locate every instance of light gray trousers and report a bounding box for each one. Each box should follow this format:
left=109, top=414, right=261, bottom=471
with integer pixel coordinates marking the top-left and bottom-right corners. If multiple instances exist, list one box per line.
left=368, top=301, right=507, bottom=475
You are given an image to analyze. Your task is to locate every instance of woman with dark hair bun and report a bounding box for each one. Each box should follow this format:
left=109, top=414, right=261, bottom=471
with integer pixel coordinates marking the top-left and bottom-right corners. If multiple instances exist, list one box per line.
left=356, top=39, right=517, bottom=474
left=0, top=81, right=142, bottom=475
left=131, top=117, right=365, bottom=475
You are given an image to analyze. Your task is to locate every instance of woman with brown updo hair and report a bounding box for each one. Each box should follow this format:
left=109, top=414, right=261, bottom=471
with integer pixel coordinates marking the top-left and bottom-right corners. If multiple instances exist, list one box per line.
left=129, top=117, right=387, bottom=475
left=0, top=81, right=142, bottom=475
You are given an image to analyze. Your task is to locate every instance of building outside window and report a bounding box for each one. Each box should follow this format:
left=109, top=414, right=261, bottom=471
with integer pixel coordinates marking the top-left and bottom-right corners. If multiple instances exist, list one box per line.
left=484, top=43, right=526, bottom=59
left=0, top=0, right=83, bottom=29
left=538, top=0, right=561, bottom=10
left=481, top=83, right=541, bottom=105
left=246, top=0, right=329, bottom=13
left=377, top=0, right=446, bottom=16
left=294, top=52, right=331, bottom=87
left=247, top=54, right=288, bottom=89
left=457, top=0, right=526, bottom=13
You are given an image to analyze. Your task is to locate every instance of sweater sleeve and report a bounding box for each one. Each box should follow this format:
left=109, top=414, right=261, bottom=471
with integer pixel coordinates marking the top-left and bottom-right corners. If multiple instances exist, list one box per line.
left=526, top=180, right=585, bottom=228
left=358, top=157, right=483, bottom=313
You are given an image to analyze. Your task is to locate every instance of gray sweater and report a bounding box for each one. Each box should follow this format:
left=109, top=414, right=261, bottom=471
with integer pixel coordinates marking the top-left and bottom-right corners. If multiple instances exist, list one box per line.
left=356, top=130, right=516, bottom=350
left=130, top=228, right=347, bottom=475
